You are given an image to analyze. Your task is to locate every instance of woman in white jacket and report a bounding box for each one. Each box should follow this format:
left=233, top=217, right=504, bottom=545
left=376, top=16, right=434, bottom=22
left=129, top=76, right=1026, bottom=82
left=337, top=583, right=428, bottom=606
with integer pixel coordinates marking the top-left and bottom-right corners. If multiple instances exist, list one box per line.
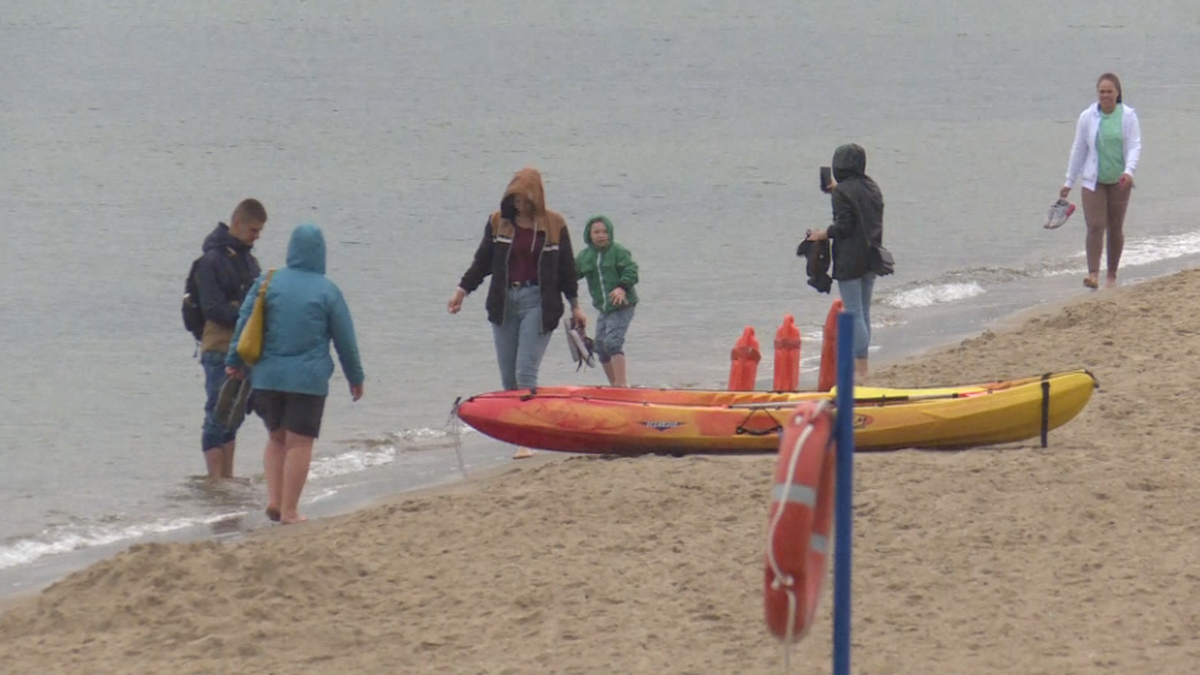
left=1060, top=72, right=1141, bottom=289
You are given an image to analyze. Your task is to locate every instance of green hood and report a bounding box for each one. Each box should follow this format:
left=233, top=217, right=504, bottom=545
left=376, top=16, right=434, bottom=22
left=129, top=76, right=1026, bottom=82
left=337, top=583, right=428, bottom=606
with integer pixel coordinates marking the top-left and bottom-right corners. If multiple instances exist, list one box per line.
left=583, top=215, right=614, bottom=248
left=574, top=215, right=639, bottom=313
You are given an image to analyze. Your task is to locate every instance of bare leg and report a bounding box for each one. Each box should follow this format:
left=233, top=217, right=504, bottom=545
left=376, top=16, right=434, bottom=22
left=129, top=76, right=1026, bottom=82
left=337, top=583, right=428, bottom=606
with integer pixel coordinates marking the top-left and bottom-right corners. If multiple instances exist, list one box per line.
left=601, top=361, right=616, bottom=385
left=203, top=448, right=226, bottom=480
left=1105, top=183, right=1131, bottom=288
left=263, top=430, right=286, bottom=521
left=280, top=431, right=315, bottom=524
left=609, top=354, right=628, bottom=387
left=220, top=440, right=236, bottom=479
left=1080, top=187, right=1106, bottom=288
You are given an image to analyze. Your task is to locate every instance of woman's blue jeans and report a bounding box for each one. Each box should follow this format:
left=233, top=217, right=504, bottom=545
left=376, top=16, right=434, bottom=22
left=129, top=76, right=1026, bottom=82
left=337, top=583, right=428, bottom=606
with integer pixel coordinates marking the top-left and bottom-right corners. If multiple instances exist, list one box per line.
left=492, top=286, right=554, bottom=390
left=837, top=273, right=876, bottom=360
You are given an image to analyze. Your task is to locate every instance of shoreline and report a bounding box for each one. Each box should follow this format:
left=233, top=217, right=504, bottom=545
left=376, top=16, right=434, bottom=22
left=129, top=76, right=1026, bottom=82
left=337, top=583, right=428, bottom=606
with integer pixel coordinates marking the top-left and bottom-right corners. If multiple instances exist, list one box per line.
left=3, top=268, right=1200, bottom=672
left=0, top=270, right=1163, bottom=604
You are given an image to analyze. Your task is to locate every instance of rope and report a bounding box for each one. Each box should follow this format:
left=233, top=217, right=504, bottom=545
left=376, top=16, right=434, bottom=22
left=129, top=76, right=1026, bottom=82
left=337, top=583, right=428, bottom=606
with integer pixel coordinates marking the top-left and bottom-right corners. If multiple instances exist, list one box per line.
left=765, top=399, right=829, bottom=671
left=446, top=397, right=469, bottom=480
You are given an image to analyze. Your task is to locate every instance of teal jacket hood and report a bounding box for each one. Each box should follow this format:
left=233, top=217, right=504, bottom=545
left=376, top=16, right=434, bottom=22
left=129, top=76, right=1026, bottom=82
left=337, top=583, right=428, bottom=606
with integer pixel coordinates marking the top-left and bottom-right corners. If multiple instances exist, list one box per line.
left=287, top=223, right=327, bottom=274
left=226, top=222, right=365, bottom=395
left=583, top=215, right=615, bottom=248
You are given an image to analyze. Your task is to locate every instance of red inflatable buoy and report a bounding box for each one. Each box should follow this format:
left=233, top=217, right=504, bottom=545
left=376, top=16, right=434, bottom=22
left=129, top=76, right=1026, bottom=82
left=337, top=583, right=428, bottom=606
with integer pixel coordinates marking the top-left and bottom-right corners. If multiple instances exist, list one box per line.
left=817, top=299, right=844, bottom=392
left=773, top=314, right=801, bottom=392
left=728, top=326, right=761, bottom=391
left=764, top=400, right=835, bottom=643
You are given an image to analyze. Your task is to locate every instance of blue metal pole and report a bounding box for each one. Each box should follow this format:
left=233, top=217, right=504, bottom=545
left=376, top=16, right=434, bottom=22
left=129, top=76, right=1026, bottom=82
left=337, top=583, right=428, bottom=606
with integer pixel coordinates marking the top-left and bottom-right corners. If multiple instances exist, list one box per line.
left=833, top=311, right=856, bottom=675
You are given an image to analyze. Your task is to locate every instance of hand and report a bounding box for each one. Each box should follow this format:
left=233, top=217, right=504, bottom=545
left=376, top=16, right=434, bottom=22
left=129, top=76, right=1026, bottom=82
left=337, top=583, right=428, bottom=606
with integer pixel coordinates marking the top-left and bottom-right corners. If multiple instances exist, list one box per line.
left=1119, top=173, right=1134, bottom=190
left=571, top=307, right=588, bottom=329
left=225, top=366, right=245, bottom=379
left=350, top=383, right=364, bottom=401
left=447, top=287, right=466, bottom=314
left=807, top=229, right=828, bottom=242
left=608, top=287, right=627, bottom=306
left=1059, top=186, right=1071, bottom=200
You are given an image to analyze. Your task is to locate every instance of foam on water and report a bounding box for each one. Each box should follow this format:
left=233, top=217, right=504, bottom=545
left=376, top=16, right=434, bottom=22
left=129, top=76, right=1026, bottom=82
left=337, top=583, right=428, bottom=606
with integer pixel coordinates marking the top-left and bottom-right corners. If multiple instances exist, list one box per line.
left=878, top=228, right=1200, bottom=310
left=0, top=512, right=244, bottom=571
left=884, top=282, right=987, bottom=310
left=308, top=444, right=399, bottom=480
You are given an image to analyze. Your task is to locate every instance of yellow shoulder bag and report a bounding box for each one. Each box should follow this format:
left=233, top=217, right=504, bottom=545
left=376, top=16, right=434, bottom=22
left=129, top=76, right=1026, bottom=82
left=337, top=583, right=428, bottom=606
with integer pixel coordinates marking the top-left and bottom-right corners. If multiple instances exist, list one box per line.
left=236, top=269, right=275, bottom=366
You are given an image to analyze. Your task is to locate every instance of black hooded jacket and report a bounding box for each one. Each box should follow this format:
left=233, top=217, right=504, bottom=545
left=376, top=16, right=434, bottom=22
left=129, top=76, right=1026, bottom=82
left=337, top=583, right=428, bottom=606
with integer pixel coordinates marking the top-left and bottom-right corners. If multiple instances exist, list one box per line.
left=195, top=223, right=261, bottom=329
left=824, top=144, right=885, bottom=281
left=796, top=238, right=832, bottom=293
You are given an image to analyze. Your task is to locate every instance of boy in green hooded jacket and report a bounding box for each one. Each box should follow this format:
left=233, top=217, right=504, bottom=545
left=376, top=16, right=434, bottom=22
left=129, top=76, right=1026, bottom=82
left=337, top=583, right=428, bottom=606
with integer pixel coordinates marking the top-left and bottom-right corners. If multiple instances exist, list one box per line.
left=575, top=215, right=639, bottom=387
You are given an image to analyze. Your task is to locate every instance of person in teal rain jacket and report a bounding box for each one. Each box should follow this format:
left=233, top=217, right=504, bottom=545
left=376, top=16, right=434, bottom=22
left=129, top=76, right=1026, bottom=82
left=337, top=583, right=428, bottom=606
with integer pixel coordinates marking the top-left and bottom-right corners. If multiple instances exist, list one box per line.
left=227, top=223, right=365, bottom=525
left=575, top=215, right=639, bottom=387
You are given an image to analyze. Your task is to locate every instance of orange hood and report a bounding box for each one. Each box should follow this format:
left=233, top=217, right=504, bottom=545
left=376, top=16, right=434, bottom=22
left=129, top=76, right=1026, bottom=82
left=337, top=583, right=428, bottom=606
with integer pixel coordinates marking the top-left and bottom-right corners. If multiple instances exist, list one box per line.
left=491, top=167, right=566, bottom=244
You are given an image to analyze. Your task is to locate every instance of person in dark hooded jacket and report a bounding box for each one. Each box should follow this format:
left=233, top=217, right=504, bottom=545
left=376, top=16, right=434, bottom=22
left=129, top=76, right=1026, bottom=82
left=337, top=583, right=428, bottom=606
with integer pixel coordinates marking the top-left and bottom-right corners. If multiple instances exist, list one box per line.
left=194, top=198, right=267, bottom=479
left=807, top=143, right=887, bottom=378
left=448, top=167, right=587, bottom=391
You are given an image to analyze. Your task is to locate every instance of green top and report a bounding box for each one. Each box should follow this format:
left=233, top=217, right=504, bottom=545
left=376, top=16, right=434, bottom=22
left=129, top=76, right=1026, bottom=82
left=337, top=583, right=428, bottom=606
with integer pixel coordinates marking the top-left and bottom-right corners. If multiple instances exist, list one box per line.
left=575, top=215, right=639, bottom=313
left=1097, top=106, right=1125, bottom=184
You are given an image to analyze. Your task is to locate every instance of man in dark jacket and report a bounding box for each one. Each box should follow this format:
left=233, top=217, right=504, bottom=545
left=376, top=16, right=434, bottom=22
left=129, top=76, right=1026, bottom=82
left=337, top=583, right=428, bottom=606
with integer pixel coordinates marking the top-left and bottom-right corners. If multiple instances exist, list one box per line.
left=195, top=198, right=267, bottom=478
left=806, top=144, right=886, bottom=378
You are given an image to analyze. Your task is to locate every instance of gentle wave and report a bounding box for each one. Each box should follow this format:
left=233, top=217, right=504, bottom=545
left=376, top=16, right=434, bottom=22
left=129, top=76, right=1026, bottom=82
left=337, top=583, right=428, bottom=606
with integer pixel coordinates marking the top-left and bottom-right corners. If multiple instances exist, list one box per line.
left=877, top=228, right=1200, bottom=310
left=1038, top=231, right=1200, bottom=277
left=308, top=444, right=399, bottom=480
left=884, top=282, right=987, bottom=309
left=309, top=424, right=479, bottom=480
left=0, top=431, right=472, bottom=570
left=1119, top=230, right=1200, bottom=267
left=0, top=512, right=244, bottom=571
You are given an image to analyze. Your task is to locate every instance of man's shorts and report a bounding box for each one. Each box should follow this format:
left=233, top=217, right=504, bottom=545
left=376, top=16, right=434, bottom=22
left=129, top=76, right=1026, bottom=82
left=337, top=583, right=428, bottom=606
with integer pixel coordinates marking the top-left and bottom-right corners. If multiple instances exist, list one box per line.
left=250, top=389, right=327, bottom=439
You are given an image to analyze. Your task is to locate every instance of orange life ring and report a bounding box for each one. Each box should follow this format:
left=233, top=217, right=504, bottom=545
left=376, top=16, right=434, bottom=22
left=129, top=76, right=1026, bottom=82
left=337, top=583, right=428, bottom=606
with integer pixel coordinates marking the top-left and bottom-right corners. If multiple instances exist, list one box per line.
left=763, top=400, right=835, bottom=642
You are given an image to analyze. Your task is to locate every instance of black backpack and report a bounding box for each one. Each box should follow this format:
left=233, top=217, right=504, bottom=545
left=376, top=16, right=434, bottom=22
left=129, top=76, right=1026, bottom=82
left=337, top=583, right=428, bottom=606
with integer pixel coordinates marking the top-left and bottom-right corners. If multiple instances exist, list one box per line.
left=182, top=256, right=205, bottom=341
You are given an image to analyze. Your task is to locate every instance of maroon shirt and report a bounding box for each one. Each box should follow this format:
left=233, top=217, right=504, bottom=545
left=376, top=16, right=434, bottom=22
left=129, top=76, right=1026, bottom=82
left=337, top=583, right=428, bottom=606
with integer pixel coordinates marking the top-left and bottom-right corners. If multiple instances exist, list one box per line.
left=508, top=225, right=543, bottom=284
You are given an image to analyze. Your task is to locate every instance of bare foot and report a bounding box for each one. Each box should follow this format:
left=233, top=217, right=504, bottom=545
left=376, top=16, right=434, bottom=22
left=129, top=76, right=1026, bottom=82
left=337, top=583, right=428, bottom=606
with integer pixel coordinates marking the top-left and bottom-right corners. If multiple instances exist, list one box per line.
left=1105, top=276, right=1117, bottom=289
left=1083, top=275, right=1099, bottom=289
left=280, top=513, right=308, bottom=525
left=265, top=507, right=281, bottom=522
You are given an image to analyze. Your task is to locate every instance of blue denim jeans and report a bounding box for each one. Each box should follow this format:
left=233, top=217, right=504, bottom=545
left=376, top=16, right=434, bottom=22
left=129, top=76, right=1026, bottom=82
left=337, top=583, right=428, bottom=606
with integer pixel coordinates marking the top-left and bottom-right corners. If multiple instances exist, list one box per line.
left=595, top=306, right=635, bottom=364
left=491, top=286, right=554, bottom=390
left=201, top=350, right=237, bottom=451
left=837, top=274, right=876, bottom=360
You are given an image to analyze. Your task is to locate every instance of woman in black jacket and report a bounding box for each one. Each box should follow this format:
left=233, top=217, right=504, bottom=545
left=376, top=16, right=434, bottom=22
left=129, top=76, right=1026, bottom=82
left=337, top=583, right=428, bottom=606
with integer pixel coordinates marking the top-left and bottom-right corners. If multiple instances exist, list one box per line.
left=447, top=167, right=587, bottom=390
left=807, top=144, right=887, bottom=378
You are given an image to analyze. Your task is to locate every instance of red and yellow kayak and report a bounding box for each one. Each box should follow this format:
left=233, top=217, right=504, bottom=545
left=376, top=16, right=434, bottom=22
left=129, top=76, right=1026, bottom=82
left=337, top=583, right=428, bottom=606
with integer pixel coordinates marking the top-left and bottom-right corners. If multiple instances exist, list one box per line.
left=455, top=369, right=1097, bottom=455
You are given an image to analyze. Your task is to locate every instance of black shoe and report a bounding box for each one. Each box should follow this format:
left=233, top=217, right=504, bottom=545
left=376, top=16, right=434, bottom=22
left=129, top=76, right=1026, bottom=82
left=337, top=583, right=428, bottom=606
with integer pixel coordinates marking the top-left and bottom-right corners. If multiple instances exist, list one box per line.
left=216, top=376, right=252, bottom=430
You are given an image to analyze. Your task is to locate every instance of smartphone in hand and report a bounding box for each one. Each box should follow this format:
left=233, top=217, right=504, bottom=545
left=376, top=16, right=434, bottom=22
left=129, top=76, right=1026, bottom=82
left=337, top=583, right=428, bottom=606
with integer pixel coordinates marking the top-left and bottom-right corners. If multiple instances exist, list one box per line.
left=819, top=166, right=833, bottom=193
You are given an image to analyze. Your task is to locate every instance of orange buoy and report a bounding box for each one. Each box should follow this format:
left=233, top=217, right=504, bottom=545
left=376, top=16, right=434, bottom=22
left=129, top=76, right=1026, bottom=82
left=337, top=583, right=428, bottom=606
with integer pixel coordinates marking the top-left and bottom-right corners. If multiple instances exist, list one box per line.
left=817, top=299, right=844, bottom=392
left=773, top=314, right=801, bottom=392
left=764, top=400, right=835, bottom=643
left=728, top=326, right=761, bottom=391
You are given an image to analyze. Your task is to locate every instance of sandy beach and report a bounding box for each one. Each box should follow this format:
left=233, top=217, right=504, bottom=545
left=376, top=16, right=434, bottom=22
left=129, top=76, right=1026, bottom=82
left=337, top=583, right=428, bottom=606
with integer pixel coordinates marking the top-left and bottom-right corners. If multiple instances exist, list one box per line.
left=3, top=271, right=1200, bottom=674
